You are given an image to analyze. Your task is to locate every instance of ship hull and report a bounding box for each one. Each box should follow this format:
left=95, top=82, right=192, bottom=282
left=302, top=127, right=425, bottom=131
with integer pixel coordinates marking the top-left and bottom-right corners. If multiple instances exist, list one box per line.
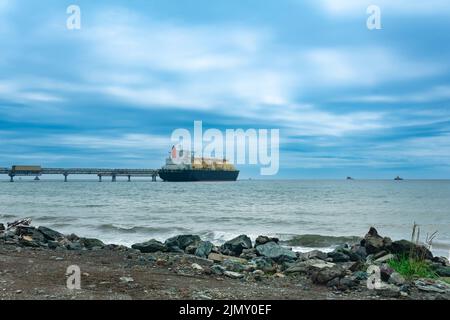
left=159, top=169, right=239, bottom=182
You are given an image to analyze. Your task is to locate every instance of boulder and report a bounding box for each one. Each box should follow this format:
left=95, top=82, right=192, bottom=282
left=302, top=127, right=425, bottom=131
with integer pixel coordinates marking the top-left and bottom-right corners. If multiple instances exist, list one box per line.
left=132, top=239, right=166, bottom=253
left=47, top=240, right=62, bottom=250
left=221, top=235, right=252, bottom=256
left=165, top=235, right=201, bottom=251
left=255, top=242, right=297, bottom=262
left=360, top=227, right=393, bottom=254
left=388, top=272, right=406, bottom=286
left=390, top=240, right=433, bottom=260
left=0, top=223, right=5, bottom=232
left=352, top=271, right=368, bottom=281
left=67, top=233, right=80, bottom=242
left=211, top=265, right=226, bottom=275
left=240, top=248, right=258, bottom=260
left=375, top=283, right=401, bottom=298
left=251, top=257, right=276, bottom=273
left=310, top=265, right=346, bottom=285
left=37, top=226, right=64, bottom=241
left=19, top=236, right=41, bottom=247
left=185, top=244, right=198, bottom=254
left=255, top=235, right=279, bottom=246
left=222, top=259, right=246, bottom=273
left=303, top=250, right=327, bottom=261
left=66, top=241, right=83, bottom=250
left=329, top=276, right=359, bottom=291
left=432, top=256, right=449, bottom=266
left=350, top=244, right=367, bottom=260
left=195, top=241, right=214, bottom=258
left=327, top=251, right=351, bottom=262
left=284, top=259, right=335, bottom=274
left=207, top=252, right=247, bottom=264
left=435, top=266, right=450, bottom=277
left=79, top=238, right=104, bottom=249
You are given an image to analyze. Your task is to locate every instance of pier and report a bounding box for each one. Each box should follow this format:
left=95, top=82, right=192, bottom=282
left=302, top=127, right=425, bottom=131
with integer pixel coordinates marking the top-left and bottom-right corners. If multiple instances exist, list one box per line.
left=1, top=166, right=159, bottom=182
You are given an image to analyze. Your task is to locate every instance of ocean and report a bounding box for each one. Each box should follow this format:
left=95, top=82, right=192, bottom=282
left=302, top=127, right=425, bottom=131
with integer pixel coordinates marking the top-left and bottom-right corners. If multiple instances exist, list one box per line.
left=1, top=179, right=449, bottom=257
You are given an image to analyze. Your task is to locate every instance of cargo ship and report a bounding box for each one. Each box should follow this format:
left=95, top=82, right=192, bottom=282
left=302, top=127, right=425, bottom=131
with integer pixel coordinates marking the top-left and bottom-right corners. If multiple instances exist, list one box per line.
left=159, top=146, right=239, bottom=182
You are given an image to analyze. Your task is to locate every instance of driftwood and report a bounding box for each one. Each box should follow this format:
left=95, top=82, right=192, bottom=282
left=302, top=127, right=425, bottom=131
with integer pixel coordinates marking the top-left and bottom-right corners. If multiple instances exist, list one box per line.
left=6, top=218, right=32, bottom=230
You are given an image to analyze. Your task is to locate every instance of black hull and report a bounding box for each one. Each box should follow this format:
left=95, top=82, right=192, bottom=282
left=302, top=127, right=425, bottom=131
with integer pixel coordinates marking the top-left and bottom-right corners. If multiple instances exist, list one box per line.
left=159, top=169, right=239, bottom=182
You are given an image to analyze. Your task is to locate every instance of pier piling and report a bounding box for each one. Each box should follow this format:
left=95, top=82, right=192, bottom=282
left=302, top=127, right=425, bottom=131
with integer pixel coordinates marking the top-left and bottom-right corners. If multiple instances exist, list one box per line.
left=2, top=166, right=159, bottom=182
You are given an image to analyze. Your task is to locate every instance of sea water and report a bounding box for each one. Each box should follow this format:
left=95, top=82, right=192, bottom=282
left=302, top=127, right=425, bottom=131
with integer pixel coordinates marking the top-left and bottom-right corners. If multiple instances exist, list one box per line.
left=0, top=179, right=449, bottom=257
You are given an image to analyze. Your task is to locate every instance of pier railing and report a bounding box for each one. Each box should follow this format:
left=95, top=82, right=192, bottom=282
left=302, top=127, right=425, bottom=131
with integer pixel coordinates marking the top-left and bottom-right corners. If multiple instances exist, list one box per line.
left=1, top=167, right=159, bottom=182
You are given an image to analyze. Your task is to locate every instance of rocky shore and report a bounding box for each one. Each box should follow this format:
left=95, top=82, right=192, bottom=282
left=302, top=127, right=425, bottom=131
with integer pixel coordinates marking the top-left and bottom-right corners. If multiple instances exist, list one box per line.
left=1, top=219, right=449, bottom=300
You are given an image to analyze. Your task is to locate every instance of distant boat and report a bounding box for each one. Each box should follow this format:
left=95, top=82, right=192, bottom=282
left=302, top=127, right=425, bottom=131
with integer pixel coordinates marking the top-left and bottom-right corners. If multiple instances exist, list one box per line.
left=346, top=177, right=354, bottom=180
left=394, top=176, right=403, bottom=181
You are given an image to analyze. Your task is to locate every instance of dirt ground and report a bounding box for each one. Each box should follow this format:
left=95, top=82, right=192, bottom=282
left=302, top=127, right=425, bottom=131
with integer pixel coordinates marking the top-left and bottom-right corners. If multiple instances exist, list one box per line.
left=0, top=245, right=384, bottom=300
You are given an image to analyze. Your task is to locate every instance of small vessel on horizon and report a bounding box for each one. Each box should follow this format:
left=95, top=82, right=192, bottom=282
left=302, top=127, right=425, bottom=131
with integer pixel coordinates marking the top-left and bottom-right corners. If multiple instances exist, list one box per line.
left=158, top=146, right=240, bottom=182
left=394, top=176, right=404, bottom=181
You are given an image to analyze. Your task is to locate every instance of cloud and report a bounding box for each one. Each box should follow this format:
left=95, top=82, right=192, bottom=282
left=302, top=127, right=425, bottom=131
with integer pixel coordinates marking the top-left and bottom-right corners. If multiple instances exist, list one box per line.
left=312, top=0, right=450, bottom=16
left=301, top=48, right=440, bottom=87
left=335, top=85, right=450, bottom=103
left=0, top=80, right=64, bottom=103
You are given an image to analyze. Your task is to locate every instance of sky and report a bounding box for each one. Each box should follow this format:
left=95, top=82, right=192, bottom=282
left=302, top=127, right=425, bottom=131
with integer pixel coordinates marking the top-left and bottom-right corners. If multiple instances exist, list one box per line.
left=0, top=0, right=450, bottom=179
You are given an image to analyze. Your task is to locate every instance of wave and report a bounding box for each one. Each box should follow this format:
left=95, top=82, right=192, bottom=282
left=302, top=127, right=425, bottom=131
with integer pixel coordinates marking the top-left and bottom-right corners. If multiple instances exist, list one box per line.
left=282, top=234, right=361, bottom=248
left=0, top=214, right=17, bottom=219
left=34, top=216, right=78, bottom=222
left=96, top=223, right=189, bottom=234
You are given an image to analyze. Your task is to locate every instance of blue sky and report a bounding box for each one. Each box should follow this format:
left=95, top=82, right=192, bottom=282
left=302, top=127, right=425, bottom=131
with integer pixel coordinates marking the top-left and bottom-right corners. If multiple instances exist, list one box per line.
left=1, top=0, right=450, bottom=179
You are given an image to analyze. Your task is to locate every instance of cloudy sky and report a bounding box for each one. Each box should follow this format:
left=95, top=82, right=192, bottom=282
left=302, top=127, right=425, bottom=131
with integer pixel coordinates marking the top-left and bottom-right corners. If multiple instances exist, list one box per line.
left=1, top=0, right=450, bottom=179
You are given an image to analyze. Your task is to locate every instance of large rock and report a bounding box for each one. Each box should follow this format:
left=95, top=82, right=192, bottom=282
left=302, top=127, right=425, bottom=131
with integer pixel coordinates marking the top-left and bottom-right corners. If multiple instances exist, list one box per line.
left=80, top=237, right=104, bottom=249
left=350, top=244, right=367, bottom=261
left=255, top=241, right=297, bottom=262
left=132, top=239, right=166, bottom=253
left=284, top=259, right=335, bottom=274
left=388, top=272, right=406, bottom=286
left=164, top=235, right=201, bottom=251
left=207, top=252, right=247, bottom=264
left=310, top=265, right=346, bottom=285
left=66, top=241, right=83, bottom=250
left=251, top=257, right=276, bottom=273
left=37, top=226, right=64, bottom=241
left=327, top=250, right=351, bottom=262
left=435, top=266, right=450, bottom=277
left=360, top=227, right=393, bottom=254
left=327, top=276, right=359, bottom=291
left=221, top=235, right=252, bottom=256
left=303, top=250, right=327, bottom=261
left=255, top=235, right=279, bottom=246
left=390, top=240, right=433, bottom=260
left=240, top=248, right=258, bottom=260
left=195, top=241, right=214, bottom=258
